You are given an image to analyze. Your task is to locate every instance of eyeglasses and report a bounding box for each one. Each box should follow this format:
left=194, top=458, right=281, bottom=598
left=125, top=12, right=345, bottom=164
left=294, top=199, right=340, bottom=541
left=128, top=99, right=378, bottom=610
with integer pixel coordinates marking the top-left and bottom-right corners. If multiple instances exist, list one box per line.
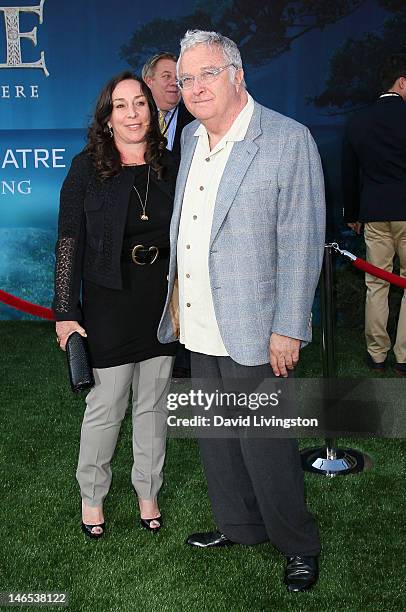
left=176, top=63, right=236, bottom=90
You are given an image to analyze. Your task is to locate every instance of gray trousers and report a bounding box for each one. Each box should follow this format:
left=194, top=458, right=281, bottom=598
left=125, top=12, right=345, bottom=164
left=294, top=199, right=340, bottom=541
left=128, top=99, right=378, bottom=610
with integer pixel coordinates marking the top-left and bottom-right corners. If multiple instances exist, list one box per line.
left=76, top=356, right=174, bottom=506
left=192, top=352, right=321, bottom=557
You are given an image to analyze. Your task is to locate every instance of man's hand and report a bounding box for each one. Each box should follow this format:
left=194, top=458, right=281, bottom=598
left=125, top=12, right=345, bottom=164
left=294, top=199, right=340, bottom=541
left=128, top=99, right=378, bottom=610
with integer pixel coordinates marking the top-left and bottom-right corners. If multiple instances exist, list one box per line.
left=269, top=333, right=300, bottom=377
left=347, top=221, right=362, bottom=234
left=56, top=320, right=87, bottom=351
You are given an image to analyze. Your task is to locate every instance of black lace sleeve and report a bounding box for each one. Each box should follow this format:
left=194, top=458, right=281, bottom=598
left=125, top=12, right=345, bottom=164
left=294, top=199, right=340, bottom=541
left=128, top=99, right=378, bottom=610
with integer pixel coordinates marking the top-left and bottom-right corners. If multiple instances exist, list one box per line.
left=52, top=153, right=92, bottom=321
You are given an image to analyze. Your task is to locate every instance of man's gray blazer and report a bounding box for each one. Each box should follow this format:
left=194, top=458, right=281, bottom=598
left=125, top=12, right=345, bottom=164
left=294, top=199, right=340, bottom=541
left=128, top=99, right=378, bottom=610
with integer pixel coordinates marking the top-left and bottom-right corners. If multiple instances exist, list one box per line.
left=158, top=100, right=326, bottom=366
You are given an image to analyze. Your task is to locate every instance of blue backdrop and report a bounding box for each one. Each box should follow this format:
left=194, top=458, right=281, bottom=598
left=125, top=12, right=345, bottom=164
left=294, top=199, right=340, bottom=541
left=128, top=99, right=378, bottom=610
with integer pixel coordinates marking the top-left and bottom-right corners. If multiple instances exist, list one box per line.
left=0, top=0, right=400, bottom=318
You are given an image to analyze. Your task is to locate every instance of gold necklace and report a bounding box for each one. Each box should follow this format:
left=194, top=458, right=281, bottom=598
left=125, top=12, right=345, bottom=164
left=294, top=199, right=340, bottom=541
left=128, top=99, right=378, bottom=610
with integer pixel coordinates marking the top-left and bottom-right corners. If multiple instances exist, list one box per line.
left=132, top=165, right=150, bottom=221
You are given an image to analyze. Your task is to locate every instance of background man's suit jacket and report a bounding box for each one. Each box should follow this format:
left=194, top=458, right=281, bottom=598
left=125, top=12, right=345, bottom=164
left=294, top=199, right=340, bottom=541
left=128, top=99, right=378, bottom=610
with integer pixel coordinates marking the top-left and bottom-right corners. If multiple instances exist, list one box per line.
left=342, top=95, right=406, bottom=223
left=171, top=103, right=194, bottom=158
left=158, top=101, right=326, bottom=366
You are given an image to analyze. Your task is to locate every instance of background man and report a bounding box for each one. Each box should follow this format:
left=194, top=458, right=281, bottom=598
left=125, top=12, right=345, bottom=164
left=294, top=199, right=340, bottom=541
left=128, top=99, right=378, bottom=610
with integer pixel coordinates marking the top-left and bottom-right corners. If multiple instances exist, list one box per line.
left=142, top=52, right=194, bottom=157
left=342, top=53, right=406, bottom=376
left=158, top=30, right=326, bottom=593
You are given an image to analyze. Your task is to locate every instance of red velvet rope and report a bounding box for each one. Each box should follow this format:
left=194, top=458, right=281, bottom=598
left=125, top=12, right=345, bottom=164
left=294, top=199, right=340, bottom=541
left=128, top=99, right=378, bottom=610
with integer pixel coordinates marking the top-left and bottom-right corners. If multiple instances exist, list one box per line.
left=353, top=258, right=406, bottom=289
left=0, top=289, right=54, bottom=320
left=0, top=250, right=405, bottom=320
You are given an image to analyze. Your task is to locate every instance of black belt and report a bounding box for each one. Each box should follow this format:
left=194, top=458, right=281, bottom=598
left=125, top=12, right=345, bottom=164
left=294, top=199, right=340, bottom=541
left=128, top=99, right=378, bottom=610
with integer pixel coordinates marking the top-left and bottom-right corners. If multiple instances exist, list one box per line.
left=122, top=243, right=170, bottom=265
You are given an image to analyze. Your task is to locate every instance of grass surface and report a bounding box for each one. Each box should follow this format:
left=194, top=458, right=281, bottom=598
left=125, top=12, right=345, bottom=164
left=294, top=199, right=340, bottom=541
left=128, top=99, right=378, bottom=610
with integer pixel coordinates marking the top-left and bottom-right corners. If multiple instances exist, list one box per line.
left=0, top=322, right=405, bottom=611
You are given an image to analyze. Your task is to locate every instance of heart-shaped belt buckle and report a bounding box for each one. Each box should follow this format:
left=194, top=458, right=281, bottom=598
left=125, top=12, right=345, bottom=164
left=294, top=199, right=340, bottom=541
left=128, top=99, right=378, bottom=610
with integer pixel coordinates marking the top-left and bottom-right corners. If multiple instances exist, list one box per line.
left=148, top=246, right=159, bottom=264
left=131, top=244, right=145, bottom=265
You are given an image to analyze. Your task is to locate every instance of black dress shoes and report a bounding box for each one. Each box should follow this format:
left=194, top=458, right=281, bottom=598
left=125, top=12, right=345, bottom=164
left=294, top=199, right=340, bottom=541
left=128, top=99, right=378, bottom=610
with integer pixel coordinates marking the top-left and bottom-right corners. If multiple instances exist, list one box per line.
left=394, top=362, right=406, bottom=376
left=284, top=555, right=319, bottom=592
left=186, top=530, right=235, bottom=548
left=365, top=353, right=386, bottom=371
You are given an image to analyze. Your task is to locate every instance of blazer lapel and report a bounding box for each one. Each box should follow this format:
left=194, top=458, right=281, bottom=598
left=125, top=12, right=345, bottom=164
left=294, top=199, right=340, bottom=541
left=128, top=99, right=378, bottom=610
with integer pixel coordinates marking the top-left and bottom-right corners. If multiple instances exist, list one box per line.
left=209, top=102, right=262, bottom=248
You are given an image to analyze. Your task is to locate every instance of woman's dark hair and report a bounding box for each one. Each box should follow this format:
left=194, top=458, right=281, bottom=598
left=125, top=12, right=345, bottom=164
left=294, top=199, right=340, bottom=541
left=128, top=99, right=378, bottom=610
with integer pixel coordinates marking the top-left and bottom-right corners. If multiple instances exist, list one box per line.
left=86, top=71, right=166, bottom=179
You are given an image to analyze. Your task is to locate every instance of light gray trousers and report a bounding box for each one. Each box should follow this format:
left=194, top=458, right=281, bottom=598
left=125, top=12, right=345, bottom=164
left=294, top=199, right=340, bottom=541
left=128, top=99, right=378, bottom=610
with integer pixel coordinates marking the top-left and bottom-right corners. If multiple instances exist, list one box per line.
left=76, top=356, right=174, bottom=506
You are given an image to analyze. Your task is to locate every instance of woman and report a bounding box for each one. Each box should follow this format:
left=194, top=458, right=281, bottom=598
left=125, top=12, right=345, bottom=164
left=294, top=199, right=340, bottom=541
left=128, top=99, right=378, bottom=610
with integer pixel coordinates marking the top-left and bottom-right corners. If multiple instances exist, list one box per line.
left=53, top=71, right=179, bottom=538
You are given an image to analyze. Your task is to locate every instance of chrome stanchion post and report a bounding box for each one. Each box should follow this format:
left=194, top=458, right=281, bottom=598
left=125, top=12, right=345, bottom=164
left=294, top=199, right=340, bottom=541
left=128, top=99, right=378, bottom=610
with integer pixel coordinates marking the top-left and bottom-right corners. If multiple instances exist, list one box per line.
left=321, top=244, right=337, bottom=462
left=301, top=244, right=372, bottom=476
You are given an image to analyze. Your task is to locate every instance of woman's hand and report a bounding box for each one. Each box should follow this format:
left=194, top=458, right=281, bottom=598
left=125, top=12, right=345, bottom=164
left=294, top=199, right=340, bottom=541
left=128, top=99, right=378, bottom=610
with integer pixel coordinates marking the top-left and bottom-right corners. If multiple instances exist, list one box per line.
left=55, top=320, right=87, bottom=351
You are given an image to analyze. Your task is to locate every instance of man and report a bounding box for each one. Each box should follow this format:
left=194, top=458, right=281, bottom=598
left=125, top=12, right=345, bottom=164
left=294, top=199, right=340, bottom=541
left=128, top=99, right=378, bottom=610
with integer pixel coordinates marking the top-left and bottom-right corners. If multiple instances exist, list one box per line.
left=158, top=30, right=325, bottom=592
left=142, top=52, right=194, bottom=157
left=342, top=53, right=406, bottom=376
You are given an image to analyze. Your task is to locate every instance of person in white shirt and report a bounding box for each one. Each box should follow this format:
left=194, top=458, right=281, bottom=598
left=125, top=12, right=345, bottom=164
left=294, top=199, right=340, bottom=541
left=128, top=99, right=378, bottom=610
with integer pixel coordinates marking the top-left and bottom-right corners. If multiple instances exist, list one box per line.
left=158, top=29, right=326, bottom=594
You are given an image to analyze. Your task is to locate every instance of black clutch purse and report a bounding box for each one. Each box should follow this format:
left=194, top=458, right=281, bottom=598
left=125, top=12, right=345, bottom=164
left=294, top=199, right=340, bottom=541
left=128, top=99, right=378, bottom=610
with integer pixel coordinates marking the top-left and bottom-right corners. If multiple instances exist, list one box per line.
left=65, top=332, right=94, bottom=392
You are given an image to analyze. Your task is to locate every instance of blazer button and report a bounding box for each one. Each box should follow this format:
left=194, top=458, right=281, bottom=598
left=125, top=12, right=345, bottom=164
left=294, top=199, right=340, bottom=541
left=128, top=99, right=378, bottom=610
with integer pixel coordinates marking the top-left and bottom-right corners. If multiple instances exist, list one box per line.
left=186, top=302, right=191, bottom=307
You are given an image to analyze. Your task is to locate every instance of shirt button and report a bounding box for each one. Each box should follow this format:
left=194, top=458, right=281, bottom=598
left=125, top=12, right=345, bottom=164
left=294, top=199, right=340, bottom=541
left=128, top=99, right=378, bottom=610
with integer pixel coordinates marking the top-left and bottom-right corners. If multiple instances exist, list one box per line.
left=186, top=273, right=190, bottom=278
left=205, top=157, right=210, bottom=162
left=193, top=215, right=197, bottom=220
left=186, top=302, right=191, bottom=307
left=186, top=244, right=190, bottom=249
left=199, top=186, right=204, bottom=191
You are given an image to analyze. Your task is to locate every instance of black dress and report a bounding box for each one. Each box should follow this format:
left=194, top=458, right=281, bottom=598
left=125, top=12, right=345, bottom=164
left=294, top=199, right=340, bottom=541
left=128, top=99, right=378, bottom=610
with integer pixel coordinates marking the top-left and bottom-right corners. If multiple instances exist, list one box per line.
left=82, top=165, right=178, bottom=368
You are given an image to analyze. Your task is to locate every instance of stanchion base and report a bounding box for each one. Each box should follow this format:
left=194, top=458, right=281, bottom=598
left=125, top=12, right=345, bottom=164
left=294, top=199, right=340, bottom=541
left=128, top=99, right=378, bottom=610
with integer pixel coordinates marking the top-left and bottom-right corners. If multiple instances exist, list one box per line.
left=300, top=447, right=373, bottom=477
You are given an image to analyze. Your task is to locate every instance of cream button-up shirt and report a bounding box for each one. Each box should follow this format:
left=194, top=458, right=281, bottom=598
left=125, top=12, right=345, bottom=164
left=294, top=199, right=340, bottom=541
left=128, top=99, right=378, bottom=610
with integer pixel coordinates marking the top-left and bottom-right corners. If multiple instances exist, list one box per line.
left=177, top=93, right=255, bottom=355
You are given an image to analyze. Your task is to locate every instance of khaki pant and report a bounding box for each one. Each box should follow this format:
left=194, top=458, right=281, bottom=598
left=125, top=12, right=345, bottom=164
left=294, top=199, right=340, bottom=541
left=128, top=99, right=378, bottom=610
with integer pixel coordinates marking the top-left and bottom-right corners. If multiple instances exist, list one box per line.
left=364, top=221, right=406, bottom=363
left=76, top=356, right=174, bottom=506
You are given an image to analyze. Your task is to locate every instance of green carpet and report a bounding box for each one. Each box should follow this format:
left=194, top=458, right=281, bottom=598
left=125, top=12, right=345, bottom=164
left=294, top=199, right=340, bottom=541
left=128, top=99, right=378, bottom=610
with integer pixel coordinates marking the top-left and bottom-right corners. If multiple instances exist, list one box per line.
left=0, top=322, right=405, bottom=611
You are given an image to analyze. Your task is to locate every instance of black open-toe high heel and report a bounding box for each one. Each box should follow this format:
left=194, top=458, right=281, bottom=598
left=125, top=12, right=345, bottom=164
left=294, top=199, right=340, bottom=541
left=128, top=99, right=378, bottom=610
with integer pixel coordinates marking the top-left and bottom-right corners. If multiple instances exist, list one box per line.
left=81, top=501, right=105, bottom=539
left=81, top=521, right=105, bottom=539
left=140, top=515, right=162, bottom=533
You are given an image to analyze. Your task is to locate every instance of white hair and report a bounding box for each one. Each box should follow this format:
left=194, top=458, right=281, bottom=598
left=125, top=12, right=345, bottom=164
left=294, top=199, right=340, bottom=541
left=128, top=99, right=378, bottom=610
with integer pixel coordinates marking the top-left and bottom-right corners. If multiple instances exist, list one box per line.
left=177, top=29, right=246, bottom=88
